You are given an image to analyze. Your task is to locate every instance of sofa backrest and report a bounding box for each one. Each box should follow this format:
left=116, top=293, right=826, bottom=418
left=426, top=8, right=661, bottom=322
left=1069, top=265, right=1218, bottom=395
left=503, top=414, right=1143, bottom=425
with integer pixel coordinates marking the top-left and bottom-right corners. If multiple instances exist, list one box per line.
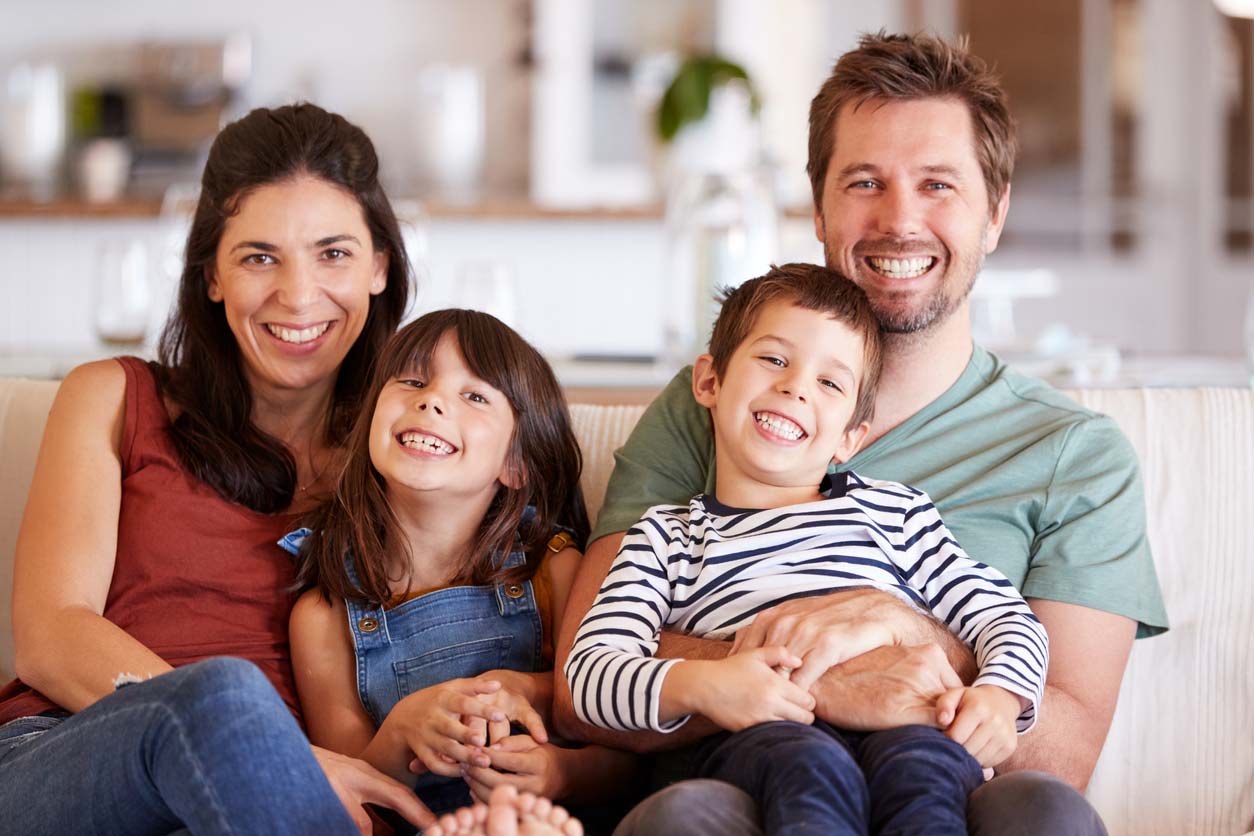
left=1, top=378, right=1251, bottom=836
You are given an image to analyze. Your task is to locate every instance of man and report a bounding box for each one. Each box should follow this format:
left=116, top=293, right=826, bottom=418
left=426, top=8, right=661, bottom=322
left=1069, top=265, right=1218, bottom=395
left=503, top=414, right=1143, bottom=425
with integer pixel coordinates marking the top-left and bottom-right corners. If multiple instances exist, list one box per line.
left=555, top=31, right=1167, bottom=835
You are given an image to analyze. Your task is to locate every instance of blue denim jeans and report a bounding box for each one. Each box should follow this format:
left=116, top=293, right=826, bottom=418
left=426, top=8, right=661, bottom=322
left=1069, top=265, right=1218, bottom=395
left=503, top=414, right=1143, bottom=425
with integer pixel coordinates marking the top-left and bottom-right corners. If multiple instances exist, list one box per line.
left=685, top=720, right=983, bottom=835
left=0, top=657, right=359, bottom=835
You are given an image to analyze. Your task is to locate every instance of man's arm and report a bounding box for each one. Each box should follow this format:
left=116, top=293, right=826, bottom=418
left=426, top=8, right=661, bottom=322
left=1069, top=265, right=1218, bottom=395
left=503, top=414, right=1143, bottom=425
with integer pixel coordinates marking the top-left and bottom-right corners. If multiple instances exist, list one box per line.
left=998, top=599, right=1135, bottom=790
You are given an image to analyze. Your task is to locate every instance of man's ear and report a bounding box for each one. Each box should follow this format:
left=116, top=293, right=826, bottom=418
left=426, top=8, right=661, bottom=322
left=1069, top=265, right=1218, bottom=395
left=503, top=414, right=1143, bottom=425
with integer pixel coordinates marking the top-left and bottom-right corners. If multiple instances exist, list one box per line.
left=370, top=252, right=388, bottom=295
left=983, top=183, right=1011, bottom=255
left=832, top=420, right=870, bottom=464
left=692, top=354, right=720, bottom=409
left=206, top=267, right=223, bottom=302
left=813, top=206, right=825, bottom=246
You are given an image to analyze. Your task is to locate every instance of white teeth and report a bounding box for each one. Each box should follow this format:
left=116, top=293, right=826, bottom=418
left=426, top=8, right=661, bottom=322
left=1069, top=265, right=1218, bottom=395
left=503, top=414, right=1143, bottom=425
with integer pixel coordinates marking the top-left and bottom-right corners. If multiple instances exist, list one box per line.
left=398, top=431, right=455, bottom=454
left=754, top=412, right=804, bottom=441
left=265, top=322, right=330, bottom=344
left=868, top=256, right=935, bottom=279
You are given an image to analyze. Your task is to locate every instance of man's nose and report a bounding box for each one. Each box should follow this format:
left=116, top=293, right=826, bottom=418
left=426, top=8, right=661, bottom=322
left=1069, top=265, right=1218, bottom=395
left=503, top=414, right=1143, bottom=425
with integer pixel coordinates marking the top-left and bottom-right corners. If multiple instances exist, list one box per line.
left=874, top=185, right=924, bottom=238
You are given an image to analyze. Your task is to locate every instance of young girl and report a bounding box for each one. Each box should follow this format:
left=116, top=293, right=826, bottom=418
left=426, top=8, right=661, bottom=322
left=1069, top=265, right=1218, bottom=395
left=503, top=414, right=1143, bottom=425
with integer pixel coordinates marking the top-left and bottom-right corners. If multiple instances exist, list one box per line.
left=285, top=308, right=623, bottom=824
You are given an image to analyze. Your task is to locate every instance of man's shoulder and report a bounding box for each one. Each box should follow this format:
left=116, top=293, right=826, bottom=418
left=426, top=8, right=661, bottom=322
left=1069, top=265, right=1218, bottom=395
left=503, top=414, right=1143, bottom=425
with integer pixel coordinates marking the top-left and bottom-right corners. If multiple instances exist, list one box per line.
left=965, top=348, right=1130, bottom=449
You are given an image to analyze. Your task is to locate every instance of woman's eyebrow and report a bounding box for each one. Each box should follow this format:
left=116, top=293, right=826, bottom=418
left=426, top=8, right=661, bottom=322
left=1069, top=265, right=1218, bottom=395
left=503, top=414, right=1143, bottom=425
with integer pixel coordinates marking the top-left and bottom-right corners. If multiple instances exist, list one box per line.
left=313, top=234, right=362, bottom=248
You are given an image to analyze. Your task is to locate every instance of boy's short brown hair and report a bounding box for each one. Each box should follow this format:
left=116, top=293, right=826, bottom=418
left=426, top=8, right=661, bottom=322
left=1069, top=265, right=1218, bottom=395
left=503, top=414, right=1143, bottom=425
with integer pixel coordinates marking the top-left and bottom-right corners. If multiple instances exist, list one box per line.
left=807, top=31, right=1016, bottom=211
left=709, top=263, right=883, bottom=429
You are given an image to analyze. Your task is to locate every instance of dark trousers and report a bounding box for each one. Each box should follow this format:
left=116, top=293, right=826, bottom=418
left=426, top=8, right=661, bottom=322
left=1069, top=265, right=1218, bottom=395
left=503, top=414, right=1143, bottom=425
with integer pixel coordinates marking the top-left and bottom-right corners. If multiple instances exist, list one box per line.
left=684, top=720, right=983, bottom=836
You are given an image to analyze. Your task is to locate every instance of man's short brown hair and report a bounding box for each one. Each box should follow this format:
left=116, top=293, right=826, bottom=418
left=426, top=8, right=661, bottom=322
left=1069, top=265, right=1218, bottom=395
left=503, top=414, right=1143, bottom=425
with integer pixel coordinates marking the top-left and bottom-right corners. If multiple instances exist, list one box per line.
left=709, top=263, right=882, bottom=429
left=807, top=31, right=1016, bottom=211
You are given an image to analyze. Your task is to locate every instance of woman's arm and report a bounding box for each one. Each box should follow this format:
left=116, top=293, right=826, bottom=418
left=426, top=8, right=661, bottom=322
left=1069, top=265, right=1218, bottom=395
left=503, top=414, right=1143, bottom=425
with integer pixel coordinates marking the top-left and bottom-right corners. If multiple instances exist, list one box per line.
left=12, top=360, right=173, bottom=711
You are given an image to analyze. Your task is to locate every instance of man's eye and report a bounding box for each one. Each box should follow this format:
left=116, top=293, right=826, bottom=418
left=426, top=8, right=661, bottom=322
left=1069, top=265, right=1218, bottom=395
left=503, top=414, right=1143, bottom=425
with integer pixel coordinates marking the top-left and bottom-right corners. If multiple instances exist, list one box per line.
left=849, top=180, right=878, bottom=190
left=925, top=182, right=952, bottom=191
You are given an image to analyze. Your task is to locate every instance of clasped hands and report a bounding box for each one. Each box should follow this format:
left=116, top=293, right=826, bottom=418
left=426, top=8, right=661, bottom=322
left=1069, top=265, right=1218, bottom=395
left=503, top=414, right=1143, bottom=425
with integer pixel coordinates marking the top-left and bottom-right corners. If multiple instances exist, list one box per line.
left=388, top=675, right=565, bottom=801
left=715, top=589, right=1023, bottom=767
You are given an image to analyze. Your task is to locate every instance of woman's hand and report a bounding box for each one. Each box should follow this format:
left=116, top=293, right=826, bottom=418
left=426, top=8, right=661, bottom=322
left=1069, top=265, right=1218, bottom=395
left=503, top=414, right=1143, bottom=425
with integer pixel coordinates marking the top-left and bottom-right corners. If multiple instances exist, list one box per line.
left=312, top=745, right=435, bottom=834
left=461, top=735, right=564, bottom=802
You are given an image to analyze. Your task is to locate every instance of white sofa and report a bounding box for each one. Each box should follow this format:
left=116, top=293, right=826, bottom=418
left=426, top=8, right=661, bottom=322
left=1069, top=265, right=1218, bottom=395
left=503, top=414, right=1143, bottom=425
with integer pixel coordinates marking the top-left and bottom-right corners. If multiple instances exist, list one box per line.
left=1, top=378, right=1251, bottom=836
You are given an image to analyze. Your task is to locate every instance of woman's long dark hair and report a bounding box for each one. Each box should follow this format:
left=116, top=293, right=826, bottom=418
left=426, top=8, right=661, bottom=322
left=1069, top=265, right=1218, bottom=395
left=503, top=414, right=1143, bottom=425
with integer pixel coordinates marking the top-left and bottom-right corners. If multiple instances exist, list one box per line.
left=295, top=309, right=590, bottom=606
left=155, top=103, right=411, bottom=513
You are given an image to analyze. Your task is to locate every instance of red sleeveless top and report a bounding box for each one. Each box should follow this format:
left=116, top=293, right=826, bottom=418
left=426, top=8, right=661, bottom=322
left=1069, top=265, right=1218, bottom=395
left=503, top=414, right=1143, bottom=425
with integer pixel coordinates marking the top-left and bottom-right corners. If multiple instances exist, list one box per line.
left=0, top=357, right=303, bottom=724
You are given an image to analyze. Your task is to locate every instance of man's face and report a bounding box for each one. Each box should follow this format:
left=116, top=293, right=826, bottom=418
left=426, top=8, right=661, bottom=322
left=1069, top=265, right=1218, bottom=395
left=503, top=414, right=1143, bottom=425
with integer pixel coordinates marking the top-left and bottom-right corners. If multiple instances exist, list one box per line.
left=814, top=97, right=1009, bottom=335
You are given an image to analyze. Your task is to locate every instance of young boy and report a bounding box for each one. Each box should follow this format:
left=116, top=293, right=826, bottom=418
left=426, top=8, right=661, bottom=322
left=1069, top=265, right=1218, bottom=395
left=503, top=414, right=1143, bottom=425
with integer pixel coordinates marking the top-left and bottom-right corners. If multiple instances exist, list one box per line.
left=566, top=263, right=1048, bottom=835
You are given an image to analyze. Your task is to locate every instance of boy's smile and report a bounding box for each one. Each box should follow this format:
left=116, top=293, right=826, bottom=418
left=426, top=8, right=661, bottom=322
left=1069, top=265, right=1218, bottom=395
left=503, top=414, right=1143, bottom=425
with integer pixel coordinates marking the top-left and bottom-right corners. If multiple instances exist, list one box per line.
left=693, top=300, right=871, bottom=509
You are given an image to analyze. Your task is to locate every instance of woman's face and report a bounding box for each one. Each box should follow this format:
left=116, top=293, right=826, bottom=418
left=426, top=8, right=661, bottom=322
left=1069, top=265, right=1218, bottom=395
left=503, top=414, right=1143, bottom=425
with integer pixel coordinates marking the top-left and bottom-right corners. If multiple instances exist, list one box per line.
left=208, top=174, right=388, bottom=398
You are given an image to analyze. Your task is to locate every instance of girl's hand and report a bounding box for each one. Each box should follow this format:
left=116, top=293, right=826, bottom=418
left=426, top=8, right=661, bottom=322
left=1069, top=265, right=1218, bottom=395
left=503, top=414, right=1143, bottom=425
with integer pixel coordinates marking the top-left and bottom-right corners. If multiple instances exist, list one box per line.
left=469, top=685, right=550, bottom=745
left=461, top=735, right=563, bottom=802
left=386, top=678, right=512, bottom=778
left=936, top=684, right=1022, bottom=767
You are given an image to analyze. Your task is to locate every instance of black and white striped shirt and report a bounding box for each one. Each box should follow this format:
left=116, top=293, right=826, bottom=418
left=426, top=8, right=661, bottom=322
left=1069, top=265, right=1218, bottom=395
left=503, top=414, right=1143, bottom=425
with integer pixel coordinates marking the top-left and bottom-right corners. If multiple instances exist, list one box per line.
left=566, top=471, right=1048, bottom=734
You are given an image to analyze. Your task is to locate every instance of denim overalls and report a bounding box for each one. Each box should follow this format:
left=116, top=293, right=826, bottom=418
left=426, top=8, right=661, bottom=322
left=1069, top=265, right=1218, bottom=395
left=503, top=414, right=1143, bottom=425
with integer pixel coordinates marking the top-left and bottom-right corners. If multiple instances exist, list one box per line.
left=280, top=527, right=544, bottom=816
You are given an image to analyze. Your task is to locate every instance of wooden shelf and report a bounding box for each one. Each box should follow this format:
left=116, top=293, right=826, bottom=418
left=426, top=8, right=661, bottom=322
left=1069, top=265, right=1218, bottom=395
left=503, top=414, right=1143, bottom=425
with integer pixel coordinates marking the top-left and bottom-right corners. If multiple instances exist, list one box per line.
left=0, top=194, right=814, bottom=222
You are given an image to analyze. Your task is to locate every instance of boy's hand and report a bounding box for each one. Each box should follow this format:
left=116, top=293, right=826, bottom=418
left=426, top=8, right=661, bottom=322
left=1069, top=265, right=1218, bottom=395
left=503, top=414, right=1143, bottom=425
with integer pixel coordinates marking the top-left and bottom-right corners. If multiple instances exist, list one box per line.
left=935, top=684, right=1023, bottom=767
left=683, top=647, right=816, bottom=732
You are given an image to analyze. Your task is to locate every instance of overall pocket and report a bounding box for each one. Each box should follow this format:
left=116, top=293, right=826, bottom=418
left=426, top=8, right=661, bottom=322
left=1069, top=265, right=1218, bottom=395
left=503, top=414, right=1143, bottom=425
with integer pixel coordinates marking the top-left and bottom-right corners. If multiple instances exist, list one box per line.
left=393, top=635, right=513, bottom=695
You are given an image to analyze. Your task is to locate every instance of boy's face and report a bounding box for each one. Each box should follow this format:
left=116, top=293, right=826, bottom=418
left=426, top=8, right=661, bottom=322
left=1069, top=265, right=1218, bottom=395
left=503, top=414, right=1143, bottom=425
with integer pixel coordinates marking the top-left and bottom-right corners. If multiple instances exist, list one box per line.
left=694, top=300, right=871, bottom=495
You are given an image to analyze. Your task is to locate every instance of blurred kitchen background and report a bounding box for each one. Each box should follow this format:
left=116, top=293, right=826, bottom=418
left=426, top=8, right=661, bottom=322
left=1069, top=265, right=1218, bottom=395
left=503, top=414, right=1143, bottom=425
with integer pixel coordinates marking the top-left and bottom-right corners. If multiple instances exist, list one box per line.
left=1, top=0, right=1252, bottom=397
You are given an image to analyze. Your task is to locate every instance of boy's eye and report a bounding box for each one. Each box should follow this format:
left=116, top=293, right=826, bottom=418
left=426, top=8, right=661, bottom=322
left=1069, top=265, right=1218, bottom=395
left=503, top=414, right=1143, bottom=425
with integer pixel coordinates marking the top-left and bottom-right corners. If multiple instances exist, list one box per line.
left=758, top=355, right=785, bottom=367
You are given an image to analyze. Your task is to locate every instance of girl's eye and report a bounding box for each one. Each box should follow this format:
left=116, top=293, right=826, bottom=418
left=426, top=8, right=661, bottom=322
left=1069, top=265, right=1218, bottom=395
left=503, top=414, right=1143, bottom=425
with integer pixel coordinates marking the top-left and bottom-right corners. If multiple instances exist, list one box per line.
left=242, top=253, right=275, bottom=266
left=464, top=391, right=488, bottom=404
left=820, top=378, right=843, bottom=392
left=398, top=378, right=424, bottom=389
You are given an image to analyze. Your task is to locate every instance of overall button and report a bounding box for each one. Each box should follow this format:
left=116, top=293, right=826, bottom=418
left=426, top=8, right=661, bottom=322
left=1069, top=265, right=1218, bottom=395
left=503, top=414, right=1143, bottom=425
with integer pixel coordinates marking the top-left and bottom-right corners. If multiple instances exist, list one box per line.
left=358, top=617, right=379, bottom=632
left=504, top=584, right=525, bottom=599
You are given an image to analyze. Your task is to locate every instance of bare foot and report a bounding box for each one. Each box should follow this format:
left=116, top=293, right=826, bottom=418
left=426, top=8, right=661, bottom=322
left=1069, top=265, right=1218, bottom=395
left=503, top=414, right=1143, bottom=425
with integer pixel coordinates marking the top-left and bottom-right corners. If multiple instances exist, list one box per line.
left=424, top=785, right=583, bottom=836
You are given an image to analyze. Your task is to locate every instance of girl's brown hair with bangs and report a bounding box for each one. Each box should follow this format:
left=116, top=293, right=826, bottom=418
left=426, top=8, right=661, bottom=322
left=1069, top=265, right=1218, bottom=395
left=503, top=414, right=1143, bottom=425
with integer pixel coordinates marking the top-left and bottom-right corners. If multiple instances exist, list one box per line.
left=294, top=309, right=589, bottom=607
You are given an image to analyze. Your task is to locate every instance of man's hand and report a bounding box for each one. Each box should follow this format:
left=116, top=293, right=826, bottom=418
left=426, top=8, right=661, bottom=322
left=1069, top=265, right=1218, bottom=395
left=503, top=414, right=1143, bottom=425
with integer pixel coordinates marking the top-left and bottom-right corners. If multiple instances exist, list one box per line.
left=732, top=588, right=976, bottom=689
left=312, top=745, right=435, bottom=834
left=936, top=684, right=1022, bottom=767
left=810, top=643, right=962, bottom=730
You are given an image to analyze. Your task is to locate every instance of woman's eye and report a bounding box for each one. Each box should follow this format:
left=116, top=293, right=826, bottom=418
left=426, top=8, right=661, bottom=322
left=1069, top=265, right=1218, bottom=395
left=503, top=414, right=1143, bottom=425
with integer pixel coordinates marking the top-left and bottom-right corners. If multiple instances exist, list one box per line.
left=242, top=253, right=275, bottom=266
left=322, top=248, right=350, bottom=260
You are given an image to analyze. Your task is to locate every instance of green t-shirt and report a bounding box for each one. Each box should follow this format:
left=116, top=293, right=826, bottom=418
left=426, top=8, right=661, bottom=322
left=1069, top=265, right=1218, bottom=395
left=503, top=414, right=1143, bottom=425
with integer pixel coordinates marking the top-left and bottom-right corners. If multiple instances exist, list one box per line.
left=592, top=345, right=1168, bottom=638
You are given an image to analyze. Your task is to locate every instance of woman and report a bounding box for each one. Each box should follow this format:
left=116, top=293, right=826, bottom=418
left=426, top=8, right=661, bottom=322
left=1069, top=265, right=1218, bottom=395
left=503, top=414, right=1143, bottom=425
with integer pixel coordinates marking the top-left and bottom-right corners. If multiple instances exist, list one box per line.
left=0, top=103, right=432, bottom=834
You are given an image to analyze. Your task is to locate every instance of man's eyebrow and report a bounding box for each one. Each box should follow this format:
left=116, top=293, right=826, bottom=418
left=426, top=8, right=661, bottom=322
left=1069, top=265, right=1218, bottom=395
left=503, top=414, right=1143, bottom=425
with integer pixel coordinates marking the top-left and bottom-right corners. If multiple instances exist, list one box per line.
left=836, top=163, right=968, bottom=181
left=920, top=164, right=966, bottom=180
left=837, top=163, right=880, bottom=179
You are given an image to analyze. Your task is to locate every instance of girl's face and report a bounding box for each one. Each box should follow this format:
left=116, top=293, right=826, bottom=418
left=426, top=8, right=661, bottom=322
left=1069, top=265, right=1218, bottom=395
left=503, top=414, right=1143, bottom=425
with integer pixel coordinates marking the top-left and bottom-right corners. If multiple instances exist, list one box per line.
left=369, top=332, right=518, bottom=505
left=208, top=174, right=388, bottom=398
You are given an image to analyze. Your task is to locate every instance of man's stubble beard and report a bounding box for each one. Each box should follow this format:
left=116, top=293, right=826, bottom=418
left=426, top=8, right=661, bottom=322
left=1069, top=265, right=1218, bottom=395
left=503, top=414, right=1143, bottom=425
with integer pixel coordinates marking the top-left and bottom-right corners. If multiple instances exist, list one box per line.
left=826, top=227, right=988, bottom=337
